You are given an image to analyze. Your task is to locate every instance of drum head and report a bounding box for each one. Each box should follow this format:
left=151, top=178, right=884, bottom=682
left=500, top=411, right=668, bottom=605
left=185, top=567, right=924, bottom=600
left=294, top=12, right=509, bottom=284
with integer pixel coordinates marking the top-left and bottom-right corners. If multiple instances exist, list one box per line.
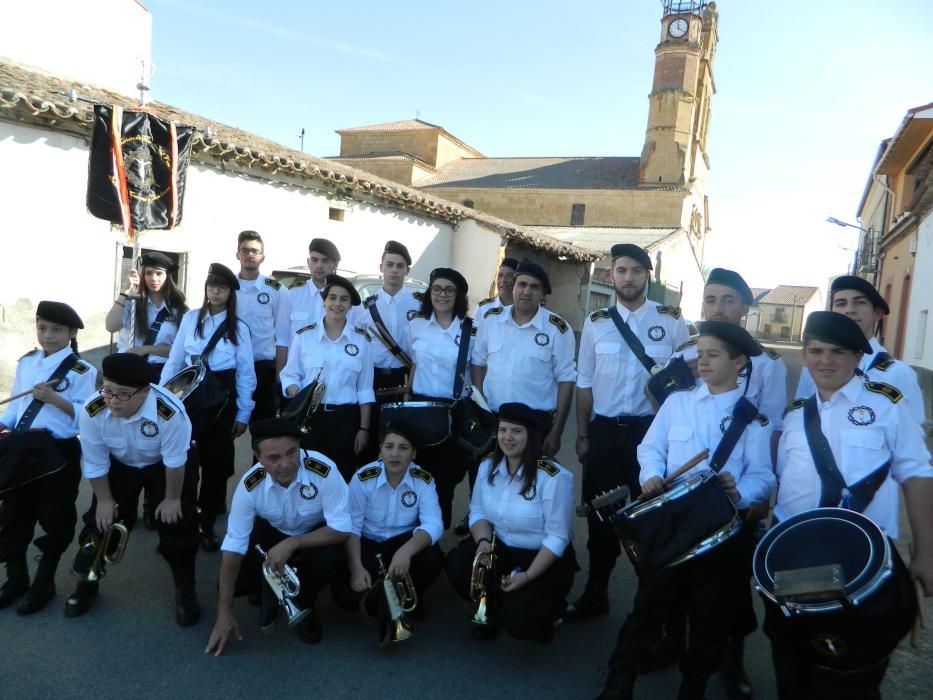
left=162, top=366, right=201, bottom=401
left=754, top=508, right=888, bottom=602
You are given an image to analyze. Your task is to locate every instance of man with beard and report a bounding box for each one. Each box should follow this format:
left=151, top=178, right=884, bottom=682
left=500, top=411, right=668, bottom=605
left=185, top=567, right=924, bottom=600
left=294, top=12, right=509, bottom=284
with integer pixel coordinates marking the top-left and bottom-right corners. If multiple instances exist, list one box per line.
left=471, top=261, right=576, bottom=457
left=474, top=257, right=517, bottom=321
left=567, top=243, right=689, bottom=622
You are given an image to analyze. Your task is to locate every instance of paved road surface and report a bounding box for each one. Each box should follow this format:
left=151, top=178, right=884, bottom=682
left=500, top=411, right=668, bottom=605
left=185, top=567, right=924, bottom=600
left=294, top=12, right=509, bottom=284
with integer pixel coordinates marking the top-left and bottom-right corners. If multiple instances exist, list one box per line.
left=1, top=343, right=929, bottom=699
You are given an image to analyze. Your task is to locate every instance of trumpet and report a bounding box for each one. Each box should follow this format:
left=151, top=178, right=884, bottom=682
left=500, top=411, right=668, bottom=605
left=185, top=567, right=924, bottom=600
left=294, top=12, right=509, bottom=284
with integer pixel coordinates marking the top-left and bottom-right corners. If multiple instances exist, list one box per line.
left=470, top=531, right=496, bottom=625
left=281, top=369, right=325, bottom=434
left=376, top=553, right=417, bottom=645
left=77, top=521, right=129, bottom=583
left=255, top=544, right=310, bottom=628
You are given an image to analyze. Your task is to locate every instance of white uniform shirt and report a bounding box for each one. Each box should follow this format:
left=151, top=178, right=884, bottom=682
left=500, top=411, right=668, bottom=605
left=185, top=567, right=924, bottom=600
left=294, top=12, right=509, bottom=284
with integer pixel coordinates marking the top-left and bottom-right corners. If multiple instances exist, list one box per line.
left=279, top=322, right=375, bottom=405
left=349, top=288, right=421, bottom=369
left=472, top=305, right=577, bottom=412
left=776, top=375, right=933, bottom=537
left=577, top=301, right=690, bottom=417
left=795, top=337, right=926, bottom=426
left=469, top=456, right=574, bottom=557
left=637, top=385, right=776, bottom=509
left=406, top=314, right=475, bottom=399
left=116, top=298, right=180, bottom=367
left=222, top=449, right=351, bottom=555
left=278, top=279, right=324, bottom=345
left=236, top=274, right=290, bottom=362
left=160, top=309, right=257, bottom=424
left=348, top=461, right=443, bottom=544
left=79, top=384, right=192, bottom=479
left=1, top=347, right=97, bottom=438
left=676, top=338, right=789, bottom=431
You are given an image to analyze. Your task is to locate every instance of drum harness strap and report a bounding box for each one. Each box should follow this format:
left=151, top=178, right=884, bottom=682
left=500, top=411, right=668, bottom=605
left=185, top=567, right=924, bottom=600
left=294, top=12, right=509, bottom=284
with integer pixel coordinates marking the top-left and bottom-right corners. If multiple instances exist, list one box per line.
left=366, top=298, right=407, bottom=362
left=452, top=317, right=473, bottom=399
left=802, top=395, right=891, bottom=513
left=607, top=307, right=659, bottom=376
left=708, top=396, right=759, bottom=473
left=14, top=353, right=79, bottom=432
left=143, top=307, right=172, bottom=346
left=196, top=320, right=230, bottom=371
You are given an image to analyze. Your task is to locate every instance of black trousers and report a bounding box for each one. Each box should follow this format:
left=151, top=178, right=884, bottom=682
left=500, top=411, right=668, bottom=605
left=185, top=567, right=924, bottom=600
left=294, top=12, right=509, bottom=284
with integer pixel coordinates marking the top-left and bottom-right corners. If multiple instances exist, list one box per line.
left=79, top=454, right=199, bottom=579
left=301, top=404, right=363, bottom=482
left=249, top=359, right=277, bottom=424
left=360, top=368, right=409, bottom=463
left=196, top=369, right=237, bottom=521
left=445, top=537, right=577, bottom=640
left=607, top=535, right=741, bottom=678
left=331, top=531, right=443, bottom=610
left=726, top=514, right=760, bottom=638
left=0, top=437, right=81, bottom=562
left=583, top=414, right=653, bottom=586
left=233, top=518, right=342, bottom=609
left=145, top=363, right=166, bottom=384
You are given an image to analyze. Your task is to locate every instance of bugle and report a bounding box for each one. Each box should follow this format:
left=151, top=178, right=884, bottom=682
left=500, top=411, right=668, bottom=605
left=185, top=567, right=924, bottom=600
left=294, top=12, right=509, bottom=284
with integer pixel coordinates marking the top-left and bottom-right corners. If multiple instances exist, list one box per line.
left=77, top=521, right=129, bottom=583
left=470, top=531, right=497, bottom=625
left=255, top=544, right=310, bottom=629
left=376, top=553, right=416, bottom=645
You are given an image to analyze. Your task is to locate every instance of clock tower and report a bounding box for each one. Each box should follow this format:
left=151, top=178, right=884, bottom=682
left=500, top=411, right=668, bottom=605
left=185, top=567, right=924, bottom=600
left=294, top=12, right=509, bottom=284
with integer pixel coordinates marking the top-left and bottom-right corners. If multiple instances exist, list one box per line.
left=640, top=1, right=719, bottom=187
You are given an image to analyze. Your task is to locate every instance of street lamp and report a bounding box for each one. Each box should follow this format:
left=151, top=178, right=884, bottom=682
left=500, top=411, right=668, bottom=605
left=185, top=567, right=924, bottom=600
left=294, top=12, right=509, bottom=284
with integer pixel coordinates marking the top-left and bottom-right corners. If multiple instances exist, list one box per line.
left=826, top=217, right=872, bottom=277
left=826, top=216, right=863, bottom=230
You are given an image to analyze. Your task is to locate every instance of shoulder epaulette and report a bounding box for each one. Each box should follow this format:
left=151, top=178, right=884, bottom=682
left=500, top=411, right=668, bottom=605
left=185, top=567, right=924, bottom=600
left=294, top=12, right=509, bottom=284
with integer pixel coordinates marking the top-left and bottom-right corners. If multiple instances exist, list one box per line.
left=657, top=305, right=682, bottom=319
left=754, top=413, right=769, bottom=427
left=19, top=348, right=40, bottom=360
left=762, top=346, right=781, bottom=360
left=537, top=458, right=559, bottom=477
left=549, top=313, right=569, bottom=334
left=409, top=311, right=426, bottom=320
left=590, top=309, right=610, bottom=322
left=865, top=381, right=902, bottom=404
left=354, top=326, right=372, bottom=341
left=85, top=395, right=107, bottom=417
left=288, top=278, right=307, bottom=289
left=358, top=466, right=381, bottom=482
left=478, top=296, right=495, bottom=306
left=296, top=323, right=317, bottom=334
left=363, top=295, right=378, bottom=308
left=303, top=457, right=332, bottom=478
left=156, top=398, right=176, bottom=420
left=70, top=359, right=91, bottom=374
left=245, top=468, right=266, bottom=492
left=873, top=357, right=895, bottom=371
left=410, top=467, right=433, bottom=484
left=263, top=277, right=281, bottom=290
left=675, top=336, right=698, bottom=352
left=412, top=291, right=425, bottom=302
left=785, top=399, right=806, bottom=416
left=484, top=306, right=504, bottom=319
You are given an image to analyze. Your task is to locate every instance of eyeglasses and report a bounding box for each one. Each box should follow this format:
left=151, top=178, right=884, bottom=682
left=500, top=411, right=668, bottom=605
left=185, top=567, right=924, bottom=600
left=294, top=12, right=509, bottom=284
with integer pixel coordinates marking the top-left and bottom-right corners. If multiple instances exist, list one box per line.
left=100, top=387, right=145, bottom=402
left=430, top=285, right=457, bottom=297
left=238, top=247, right=263, bottom=256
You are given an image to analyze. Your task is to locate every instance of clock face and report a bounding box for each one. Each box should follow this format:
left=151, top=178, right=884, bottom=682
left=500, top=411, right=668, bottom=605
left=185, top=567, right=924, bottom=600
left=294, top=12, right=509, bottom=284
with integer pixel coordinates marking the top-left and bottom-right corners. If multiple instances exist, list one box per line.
left=668, top=17, right=689, bottom=38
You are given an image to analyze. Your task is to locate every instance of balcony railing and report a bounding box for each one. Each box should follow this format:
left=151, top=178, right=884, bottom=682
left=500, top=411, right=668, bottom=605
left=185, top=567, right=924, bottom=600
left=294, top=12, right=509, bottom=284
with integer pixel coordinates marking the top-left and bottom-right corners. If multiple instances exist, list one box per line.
left=662, top=1, right=708, bottom=16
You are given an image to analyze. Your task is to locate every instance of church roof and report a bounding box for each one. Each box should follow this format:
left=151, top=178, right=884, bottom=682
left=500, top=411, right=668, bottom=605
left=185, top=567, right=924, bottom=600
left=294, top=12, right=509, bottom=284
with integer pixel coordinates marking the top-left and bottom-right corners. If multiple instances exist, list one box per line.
left=336, top=118, right=444, bottom=133
left=419, top=156, right=643, bottom=190
left=533, top=226, right=682, bottom=254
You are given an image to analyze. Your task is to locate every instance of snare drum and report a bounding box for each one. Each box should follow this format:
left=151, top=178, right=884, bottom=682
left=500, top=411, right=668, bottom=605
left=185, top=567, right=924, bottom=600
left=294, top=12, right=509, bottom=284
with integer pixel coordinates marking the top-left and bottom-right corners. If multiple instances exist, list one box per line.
left=608, top=468, right=741, bottom=576
left=162, top=363, right=228, bottom=437
left=379, top=401, right=451, bottom=447
left=754, top=508, right=917, bottom=671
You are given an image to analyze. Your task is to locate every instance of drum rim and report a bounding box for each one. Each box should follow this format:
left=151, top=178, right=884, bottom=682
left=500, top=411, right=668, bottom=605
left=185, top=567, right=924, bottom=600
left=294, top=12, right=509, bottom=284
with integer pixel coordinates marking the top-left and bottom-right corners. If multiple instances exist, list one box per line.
left=621, top=468, right=712, bottom=519
left=668, top=512, right=742, bottom=568
left=381, top=400, right=452, bottom=409
left=161, top=364, right=204, bottom=401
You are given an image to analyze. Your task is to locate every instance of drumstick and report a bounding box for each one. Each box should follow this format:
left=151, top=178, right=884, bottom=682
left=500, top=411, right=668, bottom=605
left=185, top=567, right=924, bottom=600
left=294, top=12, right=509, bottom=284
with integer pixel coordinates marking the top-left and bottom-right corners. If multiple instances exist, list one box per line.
left=662, top=448, right=710, bottom=486
left=0, top=381, right=61, bottom=406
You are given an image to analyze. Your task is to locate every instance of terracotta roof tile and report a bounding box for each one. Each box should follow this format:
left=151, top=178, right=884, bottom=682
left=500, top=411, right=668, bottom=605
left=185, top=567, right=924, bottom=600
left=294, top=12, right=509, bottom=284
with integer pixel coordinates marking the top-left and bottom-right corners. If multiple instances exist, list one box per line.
left=757, top=285, right=819, bottom=306
left=419, top=156, right=644, bottom=190
left=336, top=118, right=444, bottom=133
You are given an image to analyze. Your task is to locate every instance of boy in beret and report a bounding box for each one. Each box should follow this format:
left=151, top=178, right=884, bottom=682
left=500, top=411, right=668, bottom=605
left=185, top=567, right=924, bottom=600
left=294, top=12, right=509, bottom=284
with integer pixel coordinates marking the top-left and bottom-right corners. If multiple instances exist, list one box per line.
left=474, top=256, right=518, bottom=321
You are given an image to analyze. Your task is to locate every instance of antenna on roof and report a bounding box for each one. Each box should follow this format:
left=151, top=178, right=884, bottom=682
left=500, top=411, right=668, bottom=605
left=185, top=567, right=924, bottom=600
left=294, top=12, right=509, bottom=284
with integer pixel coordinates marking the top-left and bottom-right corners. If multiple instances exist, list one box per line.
left=415, top=108, right=420, bottom=119
left=136, top=58, right=151, bottom=106
left=298, top=128, right=305, bottom=152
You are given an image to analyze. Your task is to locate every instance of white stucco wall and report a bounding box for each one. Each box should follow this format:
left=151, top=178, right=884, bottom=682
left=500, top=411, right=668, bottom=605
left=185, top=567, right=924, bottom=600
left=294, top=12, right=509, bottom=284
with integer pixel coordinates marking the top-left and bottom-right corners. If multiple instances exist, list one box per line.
left=449, top=219, right=507, bottom=311
left=904, top=211, right=933, bottom=371
left=1, top=0, right=152, bottom=98
left=654, top=233, right=704, bottom=321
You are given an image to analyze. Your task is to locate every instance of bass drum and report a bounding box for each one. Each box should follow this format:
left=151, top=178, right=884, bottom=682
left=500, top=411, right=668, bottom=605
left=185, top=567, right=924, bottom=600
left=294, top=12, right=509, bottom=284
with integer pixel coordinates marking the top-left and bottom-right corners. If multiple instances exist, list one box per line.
left=754, top=508, right=917, bottom=671
left=162, top=364, right=228, bottom=438
left=379, top=401, right=451, bottom=447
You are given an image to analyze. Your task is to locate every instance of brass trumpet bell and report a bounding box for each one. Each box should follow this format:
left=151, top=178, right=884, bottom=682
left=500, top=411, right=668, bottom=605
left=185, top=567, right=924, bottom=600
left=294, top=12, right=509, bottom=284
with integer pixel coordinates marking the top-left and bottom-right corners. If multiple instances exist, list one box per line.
left=470, top=532, right=496, bottom=625
left=255, top=545, right=311, bottom=628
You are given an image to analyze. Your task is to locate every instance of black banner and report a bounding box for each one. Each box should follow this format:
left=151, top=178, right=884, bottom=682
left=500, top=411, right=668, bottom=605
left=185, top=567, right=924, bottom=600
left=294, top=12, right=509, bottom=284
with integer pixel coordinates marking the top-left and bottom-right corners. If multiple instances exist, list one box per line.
left=86, top=104, right=194, bottom=234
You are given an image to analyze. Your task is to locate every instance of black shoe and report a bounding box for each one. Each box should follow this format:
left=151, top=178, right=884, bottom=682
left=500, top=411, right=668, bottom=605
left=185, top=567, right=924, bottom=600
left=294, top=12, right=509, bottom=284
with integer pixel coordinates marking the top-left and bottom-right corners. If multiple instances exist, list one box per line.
left=721, top=638, right=754, bottom=699
left=143, top=507, right=157, bottom=531
left=454, top=515, right=470, bottom=536
left=259, top=583, right=278, bottom=632
left=16, top=555, right=58, bottom=616
left=0, top=557, right=30, bottom=609
left=677, top=673, right=708, bottom=700
left=595, top=667, right=636, bottom=700
left=199, top=524, right=220, bottom=553
left=471, top=624, right=498, bottom=641
left=175, top=585, right=201, bottom=627
left=565, top=587, right=609, bottom=623
left=297, top=609, right=322, bottom=644
left=64, top=580, right=99, bottom=618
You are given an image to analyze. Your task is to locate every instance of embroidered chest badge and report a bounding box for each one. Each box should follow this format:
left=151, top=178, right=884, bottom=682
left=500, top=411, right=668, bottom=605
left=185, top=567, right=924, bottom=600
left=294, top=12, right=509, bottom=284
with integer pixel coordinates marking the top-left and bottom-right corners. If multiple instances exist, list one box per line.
left=534, top=332, right=549, bottom=347
left=300, top=483, right=319, bottom=500
left=344, top=343, right=359, bottom=356
left=847, top=405, right=876, bottom=426
left=401, top=490, right=418, bottom=508
left=54, top=377, right=70, bottom=392
left=257, top=292, right=270, bottom=305
left=140, top=420, right=160, bottom=438
left=647, top=325, right=666, bottom=342
left=522, top=483, right=537, bottom=501
left=719, top=416, right=733, bottom=434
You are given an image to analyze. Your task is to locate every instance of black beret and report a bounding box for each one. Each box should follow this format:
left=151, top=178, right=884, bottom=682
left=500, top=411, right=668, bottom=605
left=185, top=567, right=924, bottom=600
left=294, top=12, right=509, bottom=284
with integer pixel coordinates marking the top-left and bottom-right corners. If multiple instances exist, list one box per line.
left=308, top=237, right=341, bottom=262
left=381, top=418, right=420, bottom=450
left=498, top=402, right=552, bottom=435
left=321, top=274, right=362, bottom=306
left=698, top=321, right=762, bottom=357
left=139, top=251, right=176, bottom=271
left=706, top=268, right=753, bottom=305
left=500, top=257, right=519, bottom=270
left=206, top=262, right=239, bottom=290
left=430, top=267, right=468, bottom=296
left=803, top=311, right=873, bottom=354
left=830, top=275, right=889, bottom=315
left=36, top=301, right=83, bottom=329
left=250, top=417, right=302, bottom=445
left=383, top=240, right=412, bottom=265
left=514, top=261, right=552, bottom=295
left=610, top=243, right=652, bottom=270
left=101, top=352, right=150, bottom=388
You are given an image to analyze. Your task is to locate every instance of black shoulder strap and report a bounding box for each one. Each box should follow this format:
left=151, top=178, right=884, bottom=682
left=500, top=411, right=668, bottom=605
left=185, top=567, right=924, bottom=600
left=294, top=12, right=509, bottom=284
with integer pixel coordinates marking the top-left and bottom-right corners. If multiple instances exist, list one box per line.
left=367, top=299, right=406, bottom=359
left=802, top=395, right=890, bottom=512
left=453, top=317, right=473, bottom=398
left=708, top=396, right=758, bottom=473
left=144, top=307, right=172, bottom=346
left=14, top=353, right=79, bottom=432
left=200, top=319, right=230, bottom=368
left=607, top=306, right=658, bottom=375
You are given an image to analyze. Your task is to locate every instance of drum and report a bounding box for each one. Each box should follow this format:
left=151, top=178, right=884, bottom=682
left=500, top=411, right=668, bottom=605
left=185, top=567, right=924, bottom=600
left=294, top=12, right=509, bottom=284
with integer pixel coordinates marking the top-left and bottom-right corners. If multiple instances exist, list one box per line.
left=0, top=429, right=66, bottom=496
left=162, top=363, right=228, bottom=438
left=754, top=508, right=917, bottom=671
left=379, top=401, right=451, bottom=447
left=607, top=468, right=741, bottom=576
left=452, top=391, right=497, bottom=457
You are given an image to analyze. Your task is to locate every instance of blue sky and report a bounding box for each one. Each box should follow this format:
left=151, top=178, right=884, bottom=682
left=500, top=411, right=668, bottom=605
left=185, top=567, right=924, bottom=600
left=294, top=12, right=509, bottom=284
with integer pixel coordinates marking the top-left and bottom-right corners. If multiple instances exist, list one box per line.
left=146, top=0, right=932, bottom=290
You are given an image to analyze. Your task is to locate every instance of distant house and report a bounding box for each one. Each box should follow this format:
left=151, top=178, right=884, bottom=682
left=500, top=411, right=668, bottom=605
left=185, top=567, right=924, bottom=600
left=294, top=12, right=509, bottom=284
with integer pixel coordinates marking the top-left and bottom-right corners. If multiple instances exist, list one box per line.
left=754, top=286, right=823, bottom=342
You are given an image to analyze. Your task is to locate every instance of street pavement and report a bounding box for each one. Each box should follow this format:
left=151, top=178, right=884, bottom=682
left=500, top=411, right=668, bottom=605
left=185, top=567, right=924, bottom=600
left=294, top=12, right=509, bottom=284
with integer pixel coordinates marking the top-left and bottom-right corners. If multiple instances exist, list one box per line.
left=0, top=343, right=929, bottom=699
